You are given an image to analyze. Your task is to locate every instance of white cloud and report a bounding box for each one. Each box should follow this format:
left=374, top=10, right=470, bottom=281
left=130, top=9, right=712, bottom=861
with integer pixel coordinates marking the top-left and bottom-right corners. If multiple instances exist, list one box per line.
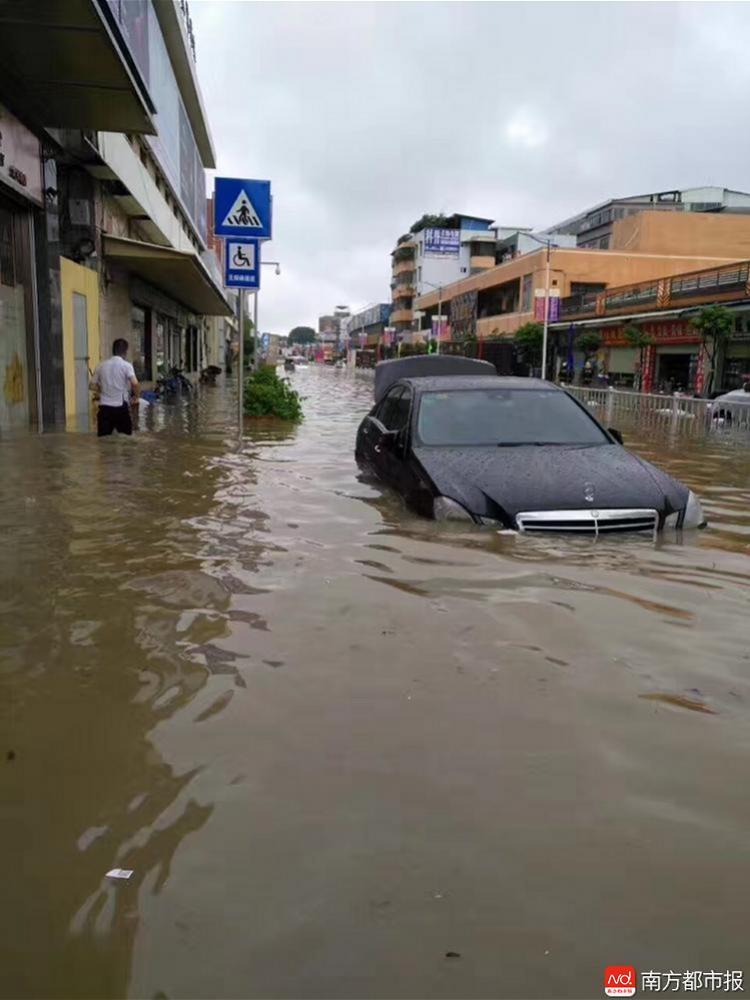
left=505, top=110, right=548, bottom=150
left=190, top=1, right=750, bottom=334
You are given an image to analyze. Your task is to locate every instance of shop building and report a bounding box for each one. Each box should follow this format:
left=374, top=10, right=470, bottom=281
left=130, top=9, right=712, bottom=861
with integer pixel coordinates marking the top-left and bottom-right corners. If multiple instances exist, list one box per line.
left=414, top=246, right=739, bottom=344
left=390, top=214, right=497, bottom=337
left=0, top=0, right=231, bottom=433
left=555, top=258, right=750, bottom=394
left=344, top=303, right=391, bottom=348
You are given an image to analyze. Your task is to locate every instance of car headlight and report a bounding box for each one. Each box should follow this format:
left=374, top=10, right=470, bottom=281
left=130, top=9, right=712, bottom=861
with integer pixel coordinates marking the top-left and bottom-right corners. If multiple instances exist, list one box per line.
left=664, top=490, right=706, bottom=530
left=433, top=496, right=475, bottom=522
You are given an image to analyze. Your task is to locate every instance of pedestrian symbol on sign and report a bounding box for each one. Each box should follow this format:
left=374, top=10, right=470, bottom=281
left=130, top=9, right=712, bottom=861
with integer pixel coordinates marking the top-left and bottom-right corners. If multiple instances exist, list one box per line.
left=222, top=189, right=262, bottom=229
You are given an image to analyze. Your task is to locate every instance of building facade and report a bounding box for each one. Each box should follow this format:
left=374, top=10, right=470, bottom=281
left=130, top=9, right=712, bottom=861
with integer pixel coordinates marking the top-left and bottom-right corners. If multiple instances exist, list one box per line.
left=554, top=258, right=750, bottom=394
left=0, top=0, right=231, bottom=433
left=318, top=306, right=351, bottom=349
left=549, top=187, right=750, bottom=251
left=390, top=214, right=497, bottom=336
left=344, top=303, right=391, bottom=348
left=414, top=246, right=739, bottom=343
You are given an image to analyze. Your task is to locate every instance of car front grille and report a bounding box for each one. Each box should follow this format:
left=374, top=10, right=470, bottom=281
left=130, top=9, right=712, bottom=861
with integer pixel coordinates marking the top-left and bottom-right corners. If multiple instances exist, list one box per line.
left=515, top=508, right=659, bottom=538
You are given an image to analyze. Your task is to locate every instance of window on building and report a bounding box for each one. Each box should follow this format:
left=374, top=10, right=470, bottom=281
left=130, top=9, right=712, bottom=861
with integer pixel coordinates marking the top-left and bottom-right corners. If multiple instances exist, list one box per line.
left=417, top=266, right=422, bottom=282
left=521, top=273, right=533, bottom=312
left=0, top=206, right=15, bottom=286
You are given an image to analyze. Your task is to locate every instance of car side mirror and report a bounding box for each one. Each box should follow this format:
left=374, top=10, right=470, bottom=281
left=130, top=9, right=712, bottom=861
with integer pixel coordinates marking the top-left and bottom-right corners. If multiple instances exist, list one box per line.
left=609, top=427, right=623, bottom=445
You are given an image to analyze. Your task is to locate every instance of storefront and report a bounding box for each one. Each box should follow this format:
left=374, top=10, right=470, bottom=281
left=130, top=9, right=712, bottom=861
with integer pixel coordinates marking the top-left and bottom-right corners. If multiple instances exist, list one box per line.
left=102, top=235, right=231, bottom=382
left=602, top=318, right=704, bottom=394
left=721, top=336, right=750, bottom=391
left=0, top=104, right=44, bottom=434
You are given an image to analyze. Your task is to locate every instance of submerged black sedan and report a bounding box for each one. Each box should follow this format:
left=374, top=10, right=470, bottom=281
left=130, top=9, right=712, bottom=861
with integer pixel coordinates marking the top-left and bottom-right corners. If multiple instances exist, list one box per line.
left=356, top=358, right=705, bottom=535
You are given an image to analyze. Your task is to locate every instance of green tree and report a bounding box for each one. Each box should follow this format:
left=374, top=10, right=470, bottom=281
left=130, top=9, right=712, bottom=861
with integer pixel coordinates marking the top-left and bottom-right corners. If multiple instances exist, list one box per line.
left=398, top=342, right=428, bottom=357
left=242, top=316, right=255, bottom=367
left=689, top=304, right=734, bottom=395
left=623, top=325, right=652, bottom=391
left=288, top=326, right=316, bottom=346
left=514, top=321, right=545, bottom=371
left=409, top=213, right=454, bottom=234
left=392, top=245, right=415, bottom=264
left=576, top=330, right=602, bottom=361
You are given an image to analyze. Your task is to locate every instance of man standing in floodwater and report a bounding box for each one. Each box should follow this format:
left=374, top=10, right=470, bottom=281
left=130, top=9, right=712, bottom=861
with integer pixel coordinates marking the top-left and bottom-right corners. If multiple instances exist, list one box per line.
left=90, top=338, right=140, bottom=437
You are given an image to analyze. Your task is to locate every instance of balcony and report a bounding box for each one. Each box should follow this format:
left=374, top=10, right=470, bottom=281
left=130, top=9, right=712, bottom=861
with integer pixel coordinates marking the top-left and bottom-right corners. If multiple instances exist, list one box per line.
left=392, top=246, right=416, bottom=265
left=390, top=308, right=413, bottom=324
left=603, top=281, right=658, bottom=314
left=668, top=262, right=749, bottom=304
left=392, top=283, right=415, bottom=299
left=392, top=257, right=415, bottom=276
left=559, top=259, right=750, bottom=324
left=560, top=291, right=600, bottom=319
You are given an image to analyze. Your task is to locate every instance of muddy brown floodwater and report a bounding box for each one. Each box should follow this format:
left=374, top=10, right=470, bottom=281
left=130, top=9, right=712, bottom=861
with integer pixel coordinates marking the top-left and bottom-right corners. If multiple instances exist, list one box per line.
left=1, top=367, right=749, bottom=1000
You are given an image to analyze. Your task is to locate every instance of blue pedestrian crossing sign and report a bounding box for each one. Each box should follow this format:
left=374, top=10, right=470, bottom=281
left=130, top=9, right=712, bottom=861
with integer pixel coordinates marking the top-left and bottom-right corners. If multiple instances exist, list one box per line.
left=224, top=238, right=261, bottom=289
left=214, top=177, right=272, bottom=240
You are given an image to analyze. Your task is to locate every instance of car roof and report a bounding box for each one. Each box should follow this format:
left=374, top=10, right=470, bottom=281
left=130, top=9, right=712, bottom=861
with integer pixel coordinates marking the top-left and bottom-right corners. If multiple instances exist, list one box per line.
left=395, top=376, right=558, bottom=393
left=717, top=388, right=750, bottom=399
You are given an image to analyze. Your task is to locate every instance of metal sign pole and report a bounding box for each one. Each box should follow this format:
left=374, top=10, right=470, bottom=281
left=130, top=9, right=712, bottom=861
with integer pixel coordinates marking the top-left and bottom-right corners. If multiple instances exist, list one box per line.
left=238, top=287, right=244, bottom=433
left=253, top=291, right=259, bottom=371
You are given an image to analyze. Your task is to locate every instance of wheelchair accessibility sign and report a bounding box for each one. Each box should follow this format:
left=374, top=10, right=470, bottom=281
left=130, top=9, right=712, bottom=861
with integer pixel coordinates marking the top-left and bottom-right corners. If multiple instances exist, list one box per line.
left=224, top=238, right=261, bottom=289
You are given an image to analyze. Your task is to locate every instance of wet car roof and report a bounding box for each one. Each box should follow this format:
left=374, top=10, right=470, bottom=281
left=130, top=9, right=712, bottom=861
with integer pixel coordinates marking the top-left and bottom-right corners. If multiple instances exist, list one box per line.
left=398, top=376, right=557, bottom=392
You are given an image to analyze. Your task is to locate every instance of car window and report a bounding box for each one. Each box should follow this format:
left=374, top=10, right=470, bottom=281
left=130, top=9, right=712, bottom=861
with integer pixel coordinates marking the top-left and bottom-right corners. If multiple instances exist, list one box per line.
left=416, top=388, right=610, bottom=446
left=389, top=387, right=412, bottom=432
left=377, top=387, right=403, bottom=429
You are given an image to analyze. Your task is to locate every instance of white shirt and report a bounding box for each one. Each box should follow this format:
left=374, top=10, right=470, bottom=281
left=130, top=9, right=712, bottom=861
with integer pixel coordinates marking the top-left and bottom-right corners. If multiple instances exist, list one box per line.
left=92, top=356, right=137, bottom=407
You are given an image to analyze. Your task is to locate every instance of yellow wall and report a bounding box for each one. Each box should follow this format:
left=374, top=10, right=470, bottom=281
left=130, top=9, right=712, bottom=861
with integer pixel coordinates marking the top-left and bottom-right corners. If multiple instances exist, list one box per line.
left=612, top=210, right=750, bottom=259
left=60, top=257, right=100, bottom=420
left=416, top=247, right=741, bottom=310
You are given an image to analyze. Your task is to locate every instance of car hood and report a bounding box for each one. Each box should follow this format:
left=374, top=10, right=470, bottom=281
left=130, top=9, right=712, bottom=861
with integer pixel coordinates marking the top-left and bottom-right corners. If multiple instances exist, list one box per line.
left=413, top=444, right=689, bottom=522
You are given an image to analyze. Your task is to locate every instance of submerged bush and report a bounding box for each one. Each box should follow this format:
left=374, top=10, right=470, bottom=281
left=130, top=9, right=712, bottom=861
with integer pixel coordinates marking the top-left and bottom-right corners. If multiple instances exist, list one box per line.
left=243, top=366, right=304, bottom=422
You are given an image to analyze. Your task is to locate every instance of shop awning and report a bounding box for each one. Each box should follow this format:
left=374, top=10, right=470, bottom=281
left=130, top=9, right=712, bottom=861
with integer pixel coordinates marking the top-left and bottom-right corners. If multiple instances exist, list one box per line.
left=103, top=236, right=233, bottom=317
left=0, top=0, right=155, bottom=133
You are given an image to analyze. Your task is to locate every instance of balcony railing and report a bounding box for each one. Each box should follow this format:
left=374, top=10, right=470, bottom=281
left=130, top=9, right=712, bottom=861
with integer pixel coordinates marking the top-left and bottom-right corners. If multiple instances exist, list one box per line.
left=668, top=262, right=749, bottom=302
left=603, top=281, right=658, bottom=313
left=560, top=291, right=600, bottom=318
left=560, top=259, right=750, bottom=322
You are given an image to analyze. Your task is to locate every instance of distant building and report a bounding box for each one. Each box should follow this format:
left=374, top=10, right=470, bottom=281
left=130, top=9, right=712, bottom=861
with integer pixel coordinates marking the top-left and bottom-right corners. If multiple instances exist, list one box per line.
left=318, top=306, right=351, bottom=347
left=549, top=187, right=750, bottom=250
left=344, top=304, right=391, bottom=347
left=390, top=214, right=497, bottom=334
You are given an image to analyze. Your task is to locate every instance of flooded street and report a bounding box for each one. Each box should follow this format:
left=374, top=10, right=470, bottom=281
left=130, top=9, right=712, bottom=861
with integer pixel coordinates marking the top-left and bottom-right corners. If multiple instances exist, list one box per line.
left=2, top=366, right=750, bottom=1000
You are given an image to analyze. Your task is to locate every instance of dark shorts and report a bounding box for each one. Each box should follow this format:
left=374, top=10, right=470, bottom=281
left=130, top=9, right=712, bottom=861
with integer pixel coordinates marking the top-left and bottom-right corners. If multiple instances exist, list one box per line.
left=97, top=403, right=133, bottom=437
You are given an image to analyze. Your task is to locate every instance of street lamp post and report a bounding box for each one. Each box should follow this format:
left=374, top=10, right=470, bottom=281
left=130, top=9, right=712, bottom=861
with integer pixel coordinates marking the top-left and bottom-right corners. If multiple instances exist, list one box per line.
left=520, top=232, right=558, bottom=380
left=542, top=240, right=551, bottom=379
left=239, top=260, right=281, bottom=434
left=252, top=260, right=281, bottom=373
left=421, top=280, right=444, bottom=354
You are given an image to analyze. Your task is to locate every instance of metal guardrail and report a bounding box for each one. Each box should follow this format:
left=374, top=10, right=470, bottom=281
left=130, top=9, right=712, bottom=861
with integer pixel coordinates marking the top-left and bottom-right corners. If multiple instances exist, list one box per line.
left=565, top=385, right=750, bottom=437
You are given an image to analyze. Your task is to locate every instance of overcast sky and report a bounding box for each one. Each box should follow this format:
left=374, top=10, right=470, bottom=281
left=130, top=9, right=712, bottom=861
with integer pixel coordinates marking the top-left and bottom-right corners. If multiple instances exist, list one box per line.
left=191, top=1, right=750, bottom=335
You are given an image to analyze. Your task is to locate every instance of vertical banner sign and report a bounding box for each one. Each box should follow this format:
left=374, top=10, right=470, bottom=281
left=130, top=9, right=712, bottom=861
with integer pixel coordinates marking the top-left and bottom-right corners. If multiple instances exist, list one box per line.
left=534, top=289, right=561, bottom=322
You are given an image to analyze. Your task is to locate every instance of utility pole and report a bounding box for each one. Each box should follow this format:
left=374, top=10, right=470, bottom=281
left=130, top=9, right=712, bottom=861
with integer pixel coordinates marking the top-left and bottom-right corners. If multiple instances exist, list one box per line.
left=237, top=288, right=244, bottom=433
left=542, top=240, right=551, bottom=380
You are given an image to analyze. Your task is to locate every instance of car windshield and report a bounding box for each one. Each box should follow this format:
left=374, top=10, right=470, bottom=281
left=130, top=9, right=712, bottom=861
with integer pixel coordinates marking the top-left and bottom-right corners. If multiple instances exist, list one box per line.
left=416, top=388, right=611, bottom=447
